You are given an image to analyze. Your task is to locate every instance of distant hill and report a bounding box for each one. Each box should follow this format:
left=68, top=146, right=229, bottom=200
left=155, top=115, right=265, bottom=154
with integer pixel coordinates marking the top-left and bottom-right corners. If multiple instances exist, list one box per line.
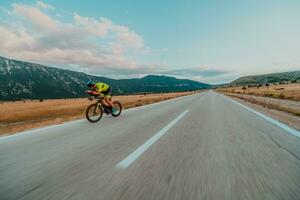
left=229, top=71, right=300, bottom=86
left=0, top=56, right=211, bottom=100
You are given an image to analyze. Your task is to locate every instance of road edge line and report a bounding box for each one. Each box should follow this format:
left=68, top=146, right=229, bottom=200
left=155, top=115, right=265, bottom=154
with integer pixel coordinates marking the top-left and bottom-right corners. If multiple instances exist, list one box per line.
left=0, top=93, right=199, bottom=141
left=216, top=92, right=300, bottom=138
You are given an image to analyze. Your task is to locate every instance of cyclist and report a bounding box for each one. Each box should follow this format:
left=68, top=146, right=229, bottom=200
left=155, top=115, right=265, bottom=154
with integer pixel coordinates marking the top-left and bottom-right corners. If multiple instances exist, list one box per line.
left=86, top=80, right=117, bottom=113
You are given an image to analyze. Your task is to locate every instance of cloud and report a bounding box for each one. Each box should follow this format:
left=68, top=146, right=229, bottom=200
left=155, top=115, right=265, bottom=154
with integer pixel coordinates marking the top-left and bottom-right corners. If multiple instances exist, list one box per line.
left=74, top=14, right=143, bottom=48
left=136, top=66, right=232, bottom=84
left=0, top=2, right=145, bottom=74
left=12, top=3, right=59, bottom=30
left=192, top=73, right=240, bottom=84
left=36, top=1, right=54, bottom=10
left=112, top=25, right=143, bottom=48
left=163, top=67, right=229, bottom=78
left=74, top=14, right=112, bottom=37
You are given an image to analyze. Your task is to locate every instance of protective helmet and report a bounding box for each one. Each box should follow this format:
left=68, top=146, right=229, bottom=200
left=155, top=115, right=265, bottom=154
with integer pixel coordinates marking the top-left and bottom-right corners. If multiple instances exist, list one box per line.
left=86, top=80, right=94, bottom=87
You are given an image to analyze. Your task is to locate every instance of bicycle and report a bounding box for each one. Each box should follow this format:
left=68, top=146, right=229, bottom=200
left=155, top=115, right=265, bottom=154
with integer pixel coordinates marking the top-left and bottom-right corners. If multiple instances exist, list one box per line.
left=85, top=93, right=122, bottom=123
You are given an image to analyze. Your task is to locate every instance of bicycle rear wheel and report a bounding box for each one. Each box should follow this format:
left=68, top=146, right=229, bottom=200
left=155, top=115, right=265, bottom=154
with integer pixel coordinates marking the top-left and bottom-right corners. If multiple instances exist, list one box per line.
left=111, top=101, right=122, bottom=117
left=86, top=103, right=103, bottom=122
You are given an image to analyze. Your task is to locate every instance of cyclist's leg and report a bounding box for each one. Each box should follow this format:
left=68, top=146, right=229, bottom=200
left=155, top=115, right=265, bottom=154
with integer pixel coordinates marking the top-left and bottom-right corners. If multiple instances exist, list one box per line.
left=104, top=94, right=113, bottom=108
left=99, top=93, right=109, bottom=107
left=103, top=88, right=114, bottom=108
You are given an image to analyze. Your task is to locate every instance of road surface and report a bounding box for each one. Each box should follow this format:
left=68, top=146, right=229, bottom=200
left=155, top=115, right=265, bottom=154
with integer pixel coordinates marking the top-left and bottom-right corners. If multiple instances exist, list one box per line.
left=1, top=91, right=300, bottom=200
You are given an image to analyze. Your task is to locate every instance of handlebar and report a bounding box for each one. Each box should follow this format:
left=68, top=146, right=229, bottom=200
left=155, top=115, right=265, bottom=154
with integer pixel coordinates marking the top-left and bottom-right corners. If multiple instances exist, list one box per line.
left=85, top=90, right=107, bottom=101
left=86, top=93, right=104, bottom=101
left=85, top=90, right=94, bottom=95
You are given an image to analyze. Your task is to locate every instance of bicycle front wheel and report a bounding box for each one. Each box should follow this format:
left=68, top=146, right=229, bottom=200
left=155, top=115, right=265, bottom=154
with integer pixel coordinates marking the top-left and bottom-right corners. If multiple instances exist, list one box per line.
left=86, top=103, right=103, bottom=122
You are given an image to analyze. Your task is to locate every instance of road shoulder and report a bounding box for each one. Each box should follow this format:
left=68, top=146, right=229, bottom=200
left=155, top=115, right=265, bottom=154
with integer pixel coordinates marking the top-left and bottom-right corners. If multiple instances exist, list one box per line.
left=221, top=93, right=300, bottom=131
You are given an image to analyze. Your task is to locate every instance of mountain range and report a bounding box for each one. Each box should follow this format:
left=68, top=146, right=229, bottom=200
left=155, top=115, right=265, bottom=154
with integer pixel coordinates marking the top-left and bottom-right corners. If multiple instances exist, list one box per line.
left=1, top=56, right=299, bottom=100
left=0, top=56, right=211, bottom=100
left=229, top=71, right=300, bottom=86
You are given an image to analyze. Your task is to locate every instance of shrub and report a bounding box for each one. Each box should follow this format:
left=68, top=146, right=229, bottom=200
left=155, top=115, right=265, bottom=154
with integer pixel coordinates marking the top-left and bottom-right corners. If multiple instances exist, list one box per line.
left=265, top=93, right=274, bottom=97
left=278, top=93, right=285, bottom=99
left=135, top=102, right=143, bottom=107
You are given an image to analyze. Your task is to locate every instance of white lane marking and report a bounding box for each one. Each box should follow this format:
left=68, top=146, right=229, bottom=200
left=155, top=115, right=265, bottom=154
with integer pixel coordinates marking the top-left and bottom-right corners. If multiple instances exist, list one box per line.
left=217, top=92, right=300, bottom=138
left=116, top=110, right=189, bottom=169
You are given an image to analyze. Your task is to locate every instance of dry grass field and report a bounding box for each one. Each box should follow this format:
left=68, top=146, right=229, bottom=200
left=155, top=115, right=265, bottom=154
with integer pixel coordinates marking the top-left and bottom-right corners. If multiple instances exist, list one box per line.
left=216, top=83, right=300, bottom=101
left=227, top=94, right=300, bottom=131
left=216, top=83, right=300, bottom=119
left=0, top=92, right=197, bottom=136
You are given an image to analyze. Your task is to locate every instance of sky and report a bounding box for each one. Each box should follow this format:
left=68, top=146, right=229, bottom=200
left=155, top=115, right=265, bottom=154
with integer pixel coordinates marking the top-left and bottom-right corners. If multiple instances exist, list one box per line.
left=0, top=0, right=299, bottom=84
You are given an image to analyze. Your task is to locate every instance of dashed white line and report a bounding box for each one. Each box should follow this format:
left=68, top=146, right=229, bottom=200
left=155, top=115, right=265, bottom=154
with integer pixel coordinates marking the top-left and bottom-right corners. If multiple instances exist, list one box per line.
left=116, top=110, right=189, bottom=169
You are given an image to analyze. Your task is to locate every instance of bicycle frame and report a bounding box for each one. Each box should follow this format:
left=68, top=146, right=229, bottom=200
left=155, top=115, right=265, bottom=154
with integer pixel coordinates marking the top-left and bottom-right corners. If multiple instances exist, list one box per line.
left=94, top=97, right=111, bottom=113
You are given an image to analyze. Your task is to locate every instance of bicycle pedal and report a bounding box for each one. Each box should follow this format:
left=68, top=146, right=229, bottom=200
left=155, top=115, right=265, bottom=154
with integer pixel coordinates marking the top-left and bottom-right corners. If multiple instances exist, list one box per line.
left=103, top=110, right=110, bottom=114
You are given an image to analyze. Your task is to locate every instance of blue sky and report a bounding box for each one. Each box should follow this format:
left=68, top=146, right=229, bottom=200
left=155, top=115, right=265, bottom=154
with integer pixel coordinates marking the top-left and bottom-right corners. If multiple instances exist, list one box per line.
left=0, top=0, right=299, bottom=83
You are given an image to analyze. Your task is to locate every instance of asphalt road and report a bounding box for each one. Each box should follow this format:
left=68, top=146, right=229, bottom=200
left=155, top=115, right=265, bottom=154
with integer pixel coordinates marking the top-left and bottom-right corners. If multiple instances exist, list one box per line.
left=1, top=91, right=300, bottom=200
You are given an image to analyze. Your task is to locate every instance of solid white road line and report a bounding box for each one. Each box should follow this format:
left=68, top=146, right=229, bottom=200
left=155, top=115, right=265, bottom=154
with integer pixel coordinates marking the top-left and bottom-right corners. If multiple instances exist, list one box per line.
left=116, top=110, right=189, bottom=169
left=217, top=92, right=300, bottom=138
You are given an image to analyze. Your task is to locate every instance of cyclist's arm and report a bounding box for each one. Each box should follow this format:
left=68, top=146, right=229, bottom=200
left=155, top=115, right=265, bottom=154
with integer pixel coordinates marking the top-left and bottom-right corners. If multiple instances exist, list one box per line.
left=85, top=89, right=101, bottom=96
left=91, top=91, right=101, bottom=96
